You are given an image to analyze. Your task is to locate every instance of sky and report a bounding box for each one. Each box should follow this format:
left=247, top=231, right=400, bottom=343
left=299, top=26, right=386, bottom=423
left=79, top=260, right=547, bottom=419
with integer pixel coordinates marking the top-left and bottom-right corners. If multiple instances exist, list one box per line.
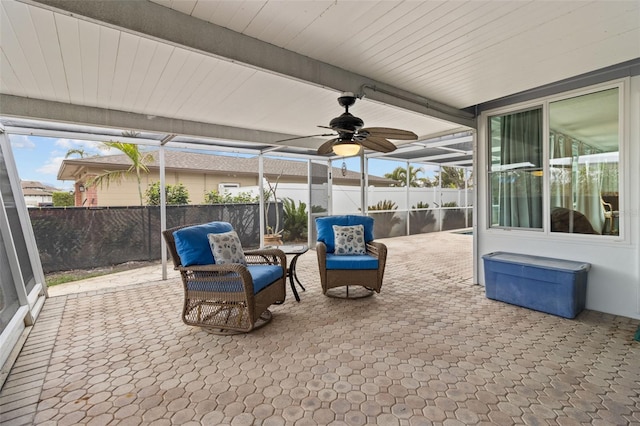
left=9, top=134, right=439, bottom=191
left=9, top=135, right=106, bottom=190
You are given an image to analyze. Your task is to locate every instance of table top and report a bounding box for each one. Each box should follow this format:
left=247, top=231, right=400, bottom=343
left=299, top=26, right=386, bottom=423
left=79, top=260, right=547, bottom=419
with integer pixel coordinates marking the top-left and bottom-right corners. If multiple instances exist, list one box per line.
left=265, top=244, right=308, bottom=255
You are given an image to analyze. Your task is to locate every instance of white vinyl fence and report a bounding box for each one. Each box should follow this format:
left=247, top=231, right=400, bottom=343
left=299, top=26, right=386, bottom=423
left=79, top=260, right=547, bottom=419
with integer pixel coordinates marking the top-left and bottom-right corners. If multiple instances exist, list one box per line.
left=227, top=183, right=473, bottom=237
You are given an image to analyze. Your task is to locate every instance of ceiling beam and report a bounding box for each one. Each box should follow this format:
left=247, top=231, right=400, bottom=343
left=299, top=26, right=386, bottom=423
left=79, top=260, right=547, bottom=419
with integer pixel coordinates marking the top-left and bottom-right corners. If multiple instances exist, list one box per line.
left=414, top=135, right=474, bottom=149
left=406, top=152, right=470, bottom=163
left=441, top=159, right=473, bottom=167
left=23, top=0, right=475, bottom=129
left=0, top=94, right=316, bottom=147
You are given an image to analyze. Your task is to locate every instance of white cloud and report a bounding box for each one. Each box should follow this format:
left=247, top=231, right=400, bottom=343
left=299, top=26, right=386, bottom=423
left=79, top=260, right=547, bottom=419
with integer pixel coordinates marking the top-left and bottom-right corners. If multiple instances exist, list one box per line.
left=36, top=155, right=66, bottom=175
left=54, top=138, right=102, bottom=151
left=53, top=138, right=75, bottom=149
left=9, top=134, right=35, bottom=149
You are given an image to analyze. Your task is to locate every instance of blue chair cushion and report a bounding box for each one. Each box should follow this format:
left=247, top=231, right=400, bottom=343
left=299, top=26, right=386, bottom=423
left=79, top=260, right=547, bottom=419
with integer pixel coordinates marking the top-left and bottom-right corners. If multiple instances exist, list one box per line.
left=316, top=215, right=374, bottom=253
left=248, top=265, right=284, bottom=293
left=325, top=253, right=379, bottom=270
left=173, top=221, right=233, bottom=266
left=186, top=265, right=283, bottom=294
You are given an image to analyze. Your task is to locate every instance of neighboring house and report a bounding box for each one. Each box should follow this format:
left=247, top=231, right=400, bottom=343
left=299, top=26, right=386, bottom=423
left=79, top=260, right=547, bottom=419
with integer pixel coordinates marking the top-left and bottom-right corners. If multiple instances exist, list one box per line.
left=57, top=150, right=393, bottom=207
left=20, top=180, right=58, bottom=207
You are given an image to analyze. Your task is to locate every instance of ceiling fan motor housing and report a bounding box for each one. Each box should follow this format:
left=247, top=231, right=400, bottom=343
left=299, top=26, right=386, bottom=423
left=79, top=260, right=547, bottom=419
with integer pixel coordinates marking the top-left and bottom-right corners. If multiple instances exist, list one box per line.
left=330, top=113, right=364, bottom=136
left=331, top=93, right=364, bottom=139
left=337, top=93, right=357, bottom=108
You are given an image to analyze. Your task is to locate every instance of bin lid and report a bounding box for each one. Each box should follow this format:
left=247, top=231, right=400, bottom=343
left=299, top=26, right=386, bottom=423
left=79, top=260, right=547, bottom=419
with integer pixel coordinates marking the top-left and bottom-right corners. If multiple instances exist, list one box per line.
left=482, top=251, right=591, bottom=272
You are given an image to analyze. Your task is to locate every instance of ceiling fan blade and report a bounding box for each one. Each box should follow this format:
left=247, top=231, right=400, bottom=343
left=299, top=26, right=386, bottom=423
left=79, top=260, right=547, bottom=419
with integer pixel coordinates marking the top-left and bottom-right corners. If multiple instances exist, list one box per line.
left=360, top=136, right=397, bottom=153
left=360, top=127, right=418, bottom=140
left=317, top=138, right=339, bottom=155
left=318, top=125, right=355, bottom=134
left=276, top=133, right=335, bottom=143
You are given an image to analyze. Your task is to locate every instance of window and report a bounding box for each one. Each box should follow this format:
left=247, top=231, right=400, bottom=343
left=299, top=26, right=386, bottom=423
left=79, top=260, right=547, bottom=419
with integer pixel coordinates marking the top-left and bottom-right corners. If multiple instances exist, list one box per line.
left=488, top=107, right=543, bottom=229
left=218, top=183, right=240, bottom=194
left=488, top=85, right=621, bottom=236
left=549, top=88, right=619, bottom=236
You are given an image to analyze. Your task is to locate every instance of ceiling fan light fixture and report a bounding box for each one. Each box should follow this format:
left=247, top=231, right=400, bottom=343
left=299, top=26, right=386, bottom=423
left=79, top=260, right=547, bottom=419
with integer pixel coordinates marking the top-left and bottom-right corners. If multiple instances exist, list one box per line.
left=332, top=141, right=361, bottom=157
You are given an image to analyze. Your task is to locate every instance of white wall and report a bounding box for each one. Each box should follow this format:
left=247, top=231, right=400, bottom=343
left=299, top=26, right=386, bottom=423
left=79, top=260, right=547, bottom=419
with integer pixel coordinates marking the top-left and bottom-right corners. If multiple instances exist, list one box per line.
left=476, top=76, right=640, bottom=320
left=24, top=194, right=52, bottom=207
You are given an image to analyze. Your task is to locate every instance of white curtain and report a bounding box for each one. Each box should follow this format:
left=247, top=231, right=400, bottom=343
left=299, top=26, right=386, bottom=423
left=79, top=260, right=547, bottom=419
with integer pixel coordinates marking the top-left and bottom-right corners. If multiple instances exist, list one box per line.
left=550, top=131, right=604, bottom=233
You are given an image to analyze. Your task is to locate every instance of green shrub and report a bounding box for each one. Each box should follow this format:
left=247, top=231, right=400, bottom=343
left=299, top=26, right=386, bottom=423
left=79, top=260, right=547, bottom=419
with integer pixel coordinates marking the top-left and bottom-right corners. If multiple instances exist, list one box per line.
left=368, top=200, right=401, bottom=238
left=311, top=205, right=327, bottom=214
left=204, top=190, right=259, bottom=204
left=52, top=191, right=74, bottom=207
left=442, top=201, right=465, bottom=230
left=145, top=182, right=190, bottom=205
left=282, top=198, right=308, bottom=242
left=410, top=201, right=435, bottom=234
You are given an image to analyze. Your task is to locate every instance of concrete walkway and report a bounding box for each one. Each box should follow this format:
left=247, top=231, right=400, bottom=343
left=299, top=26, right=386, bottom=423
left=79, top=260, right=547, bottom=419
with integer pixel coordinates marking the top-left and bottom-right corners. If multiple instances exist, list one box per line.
left=47, top=263, right=180, bottom=298
left=1, top=232, right=639, bottom=425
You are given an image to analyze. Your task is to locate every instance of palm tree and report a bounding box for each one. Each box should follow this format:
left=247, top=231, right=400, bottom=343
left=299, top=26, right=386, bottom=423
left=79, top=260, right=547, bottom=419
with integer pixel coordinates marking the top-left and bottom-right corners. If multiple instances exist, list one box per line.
left=88, top=142, right=154, bottom=206
left=421, top=166, right=471, bottom=188
left=435, top=167, right=470, bottom=188
left=65, top=148, right=89, bottom=158
left=384, top=165, right=425, bottom=187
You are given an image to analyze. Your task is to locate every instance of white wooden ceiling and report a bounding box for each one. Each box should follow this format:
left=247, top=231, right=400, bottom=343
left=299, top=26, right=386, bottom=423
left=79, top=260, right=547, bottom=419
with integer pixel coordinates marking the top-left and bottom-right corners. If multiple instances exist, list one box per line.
left=153, top=0, right=639, bottom=108
left=1, top=0, right=639, bottom=159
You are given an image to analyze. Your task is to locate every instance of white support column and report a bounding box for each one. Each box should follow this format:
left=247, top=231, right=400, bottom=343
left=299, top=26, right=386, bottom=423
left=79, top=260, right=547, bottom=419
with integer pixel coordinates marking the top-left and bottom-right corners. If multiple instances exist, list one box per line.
left=159, top=145, right=167, bottom=280
left=327, top=159, right=333, bottom=215
left=361, top=153, right=368, bottom=214
left=307, top=160, right=312, bottom=248
left=259, top=155, right=265, bottom=246
left=406, top=161, right=411, bottom=235
left=464, top=167, right=469, bottom=228
left=439, top=164, right=444, bottom=231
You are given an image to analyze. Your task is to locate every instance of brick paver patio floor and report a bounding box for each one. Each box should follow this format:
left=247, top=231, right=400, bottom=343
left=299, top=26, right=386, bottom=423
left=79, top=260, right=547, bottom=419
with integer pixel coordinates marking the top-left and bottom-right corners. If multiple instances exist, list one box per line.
left=1, top=232, right=639, bottom=425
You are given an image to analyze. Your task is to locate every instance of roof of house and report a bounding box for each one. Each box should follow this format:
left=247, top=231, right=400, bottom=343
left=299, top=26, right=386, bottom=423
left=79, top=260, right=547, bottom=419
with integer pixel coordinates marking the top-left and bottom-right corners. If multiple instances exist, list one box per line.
left=20, top=180, right=59, bottom=196
left=58, top=150, right=393, bottom=185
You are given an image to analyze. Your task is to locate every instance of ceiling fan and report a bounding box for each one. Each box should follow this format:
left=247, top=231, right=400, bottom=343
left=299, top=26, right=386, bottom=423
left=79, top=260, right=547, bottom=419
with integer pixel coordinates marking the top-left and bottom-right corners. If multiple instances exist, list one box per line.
left=283, top=92, right=418, bottom=157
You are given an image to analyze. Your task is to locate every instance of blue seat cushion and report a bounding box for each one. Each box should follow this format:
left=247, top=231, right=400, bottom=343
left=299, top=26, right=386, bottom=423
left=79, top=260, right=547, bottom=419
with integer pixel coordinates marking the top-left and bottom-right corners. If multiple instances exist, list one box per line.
left=248, top=265, right=284, bottom=293
left=325, top=253, right=379, bottom=270
left=173, top=221, right=233, bottom=266
left=187, top=265, right=283, bottom=294
left=316, top=215, right=374, bottom=253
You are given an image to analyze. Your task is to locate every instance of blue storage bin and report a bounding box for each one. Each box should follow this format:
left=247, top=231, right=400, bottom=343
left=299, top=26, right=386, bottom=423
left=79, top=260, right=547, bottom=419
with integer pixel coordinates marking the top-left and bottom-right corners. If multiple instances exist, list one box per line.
left=482, top=252, right=590, bottom=319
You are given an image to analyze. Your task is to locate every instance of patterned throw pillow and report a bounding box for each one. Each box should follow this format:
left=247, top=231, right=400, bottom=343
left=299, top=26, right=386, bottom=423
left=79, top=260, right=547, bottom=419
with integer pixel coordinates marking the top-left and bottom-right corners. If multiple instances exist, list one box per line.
left=332, top=224, right=366, bottom=255
left=207, top=231, right=247, bottom=265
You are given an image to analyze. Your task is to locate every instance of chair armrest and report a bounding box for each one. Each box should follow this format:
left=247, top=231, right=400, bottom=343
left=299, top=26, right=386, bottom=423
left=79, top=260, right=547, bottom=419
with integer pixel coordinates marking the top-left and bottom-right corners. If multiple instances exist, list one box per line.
left=367, top=241, right=386, bottom=258
left=367, top=241, right=387, bottom=275
left=316, top=242, right=327, bottom=264
left=176, top=263, right=255, bottom=295
left=176, top=263, right=249, bottom=273
left=244, top=248, right=287, bottom=270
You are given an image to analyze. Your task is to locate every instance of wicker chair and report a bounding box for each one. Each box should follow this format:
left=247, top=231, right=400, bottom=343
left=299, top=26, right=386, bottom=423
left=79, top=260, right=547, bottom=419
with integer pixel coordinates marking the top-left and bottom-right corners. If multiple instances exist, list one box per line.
left=315, top=215, right=388, bottom=298
left=163, top=222, right=286, bottom=334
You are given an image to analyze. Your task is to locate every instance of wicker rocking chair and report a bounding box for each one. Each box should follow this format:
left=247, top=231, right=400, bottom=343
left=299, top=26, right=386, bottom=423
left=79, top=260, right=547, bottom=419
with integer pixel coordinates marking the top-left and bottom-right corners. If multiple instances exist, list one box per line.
left=163, top=222, right=286, bottom=334
left=315, top=215, right=388, bottom=298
